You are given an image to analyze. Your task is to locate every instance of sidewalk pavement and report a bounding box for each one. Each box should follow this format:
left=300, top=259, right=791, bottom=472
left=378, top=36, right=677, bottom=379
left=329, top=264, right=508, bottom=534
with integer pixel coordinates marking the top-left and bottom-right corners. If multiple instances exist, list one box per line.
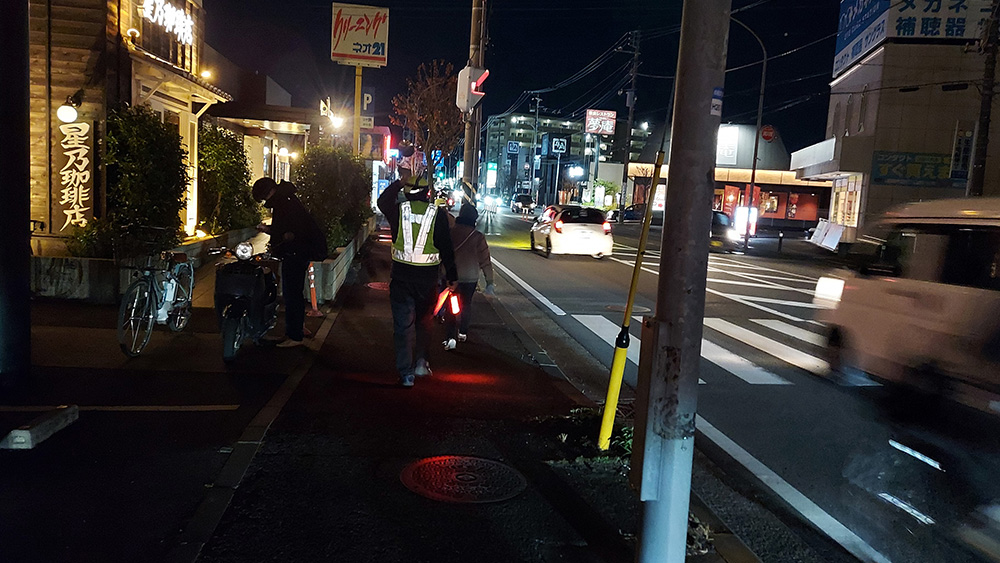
left=0, top=227, right=848, bottom=563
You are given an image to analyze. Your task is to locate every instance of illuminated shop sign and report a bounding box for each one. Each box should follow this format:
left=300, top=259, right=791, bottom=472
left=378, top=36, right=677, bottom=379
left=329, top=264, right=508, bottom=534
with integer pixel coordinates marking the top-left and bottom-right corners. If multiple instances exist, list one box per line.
left=143, top=0, right=194, bottom=45
left=56, top=123, right=94, bottom=231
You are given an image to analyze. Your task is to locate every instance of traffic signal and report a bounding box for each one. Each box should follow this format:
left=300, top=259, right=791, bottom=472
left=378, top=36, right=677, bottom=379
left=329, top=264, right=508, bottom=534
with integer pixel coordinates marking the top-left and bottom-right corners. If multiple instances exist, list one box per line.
left=456, top=66, right=488, bottom=113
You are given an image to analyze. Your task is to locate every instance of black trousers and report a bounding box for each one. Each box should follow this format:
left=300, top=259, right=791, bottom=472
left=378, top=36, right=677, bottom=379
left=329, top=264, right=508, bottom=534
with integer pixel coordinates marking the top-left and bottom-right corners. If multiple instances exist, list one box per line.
left=281, top=255, right=309, bottom=341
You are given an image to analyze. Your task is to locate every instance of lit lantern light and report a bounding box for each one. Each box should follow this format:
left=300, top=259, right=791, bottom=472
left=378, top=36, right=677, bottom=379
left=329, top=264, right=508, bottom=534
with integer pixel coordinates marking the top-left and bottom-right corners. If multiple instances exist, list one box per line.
left=200, top=69, right=212, bottom=79
left=329, top=115, right=344, bottom=129
left=56, top=92, right=82, bottom=123
left=278, top=147, right=289, bottom=157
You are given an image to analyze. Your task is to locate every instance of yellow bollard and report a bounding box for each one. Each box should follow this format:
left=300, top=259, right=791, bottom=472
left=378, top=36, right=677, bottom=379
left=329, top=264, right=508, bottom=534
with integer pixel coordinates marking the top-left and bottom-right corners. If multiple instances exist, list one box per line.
left=597, top=148, right=666, bottom=450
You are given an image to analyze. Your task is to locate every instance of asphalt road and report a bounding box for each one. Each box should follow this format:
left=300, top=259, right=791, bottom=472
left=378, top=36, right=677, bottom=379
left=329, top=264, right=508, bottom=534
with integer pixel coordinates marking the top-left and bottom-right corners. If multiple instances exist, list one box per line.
left=482, top=205, right=1000, bottom=563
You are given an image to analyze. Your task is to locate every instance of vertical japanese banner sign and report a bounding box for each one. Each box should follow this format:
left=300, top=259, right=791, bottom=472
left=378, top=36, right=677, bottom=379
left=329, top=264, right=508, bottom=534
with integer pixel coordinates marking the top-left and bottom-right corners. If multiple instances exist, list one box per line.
left=330, top=3, right=389, bottom=67
left=55, top=122, right=94, bottom=232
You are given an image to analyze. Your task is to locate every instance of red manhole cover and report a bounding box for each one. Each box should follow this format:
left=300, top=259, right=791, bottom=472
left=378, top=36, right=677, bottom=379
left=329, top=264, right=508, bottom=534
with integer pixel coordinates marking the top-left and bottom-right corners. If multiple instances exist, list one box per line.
left=366, top=282, right=390, bottom=291
left=400, top=456, right=526, bottom=504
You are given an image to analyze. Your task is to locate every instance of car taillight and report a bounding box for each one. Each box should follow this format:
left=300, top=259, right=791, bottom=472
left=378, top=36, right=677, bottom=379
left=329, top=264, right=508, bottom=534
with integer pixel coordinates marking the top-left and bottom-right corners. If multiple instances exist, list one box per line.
left=554, top=220, right=563, bottom=233
left=602, top=221, right=611, bottom=234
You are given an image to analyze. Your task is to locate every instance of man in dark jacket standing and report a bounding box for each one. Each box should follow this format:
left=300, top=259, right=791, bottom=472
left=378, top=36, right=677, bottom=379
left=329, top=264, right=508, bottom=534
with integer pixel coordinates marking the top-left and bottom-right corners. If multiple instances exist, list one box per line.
left=443, top=203, right=494, bottom=350
left=377, top=175, right=457, bottom=387
left=252, top=178, right=327, bottom=348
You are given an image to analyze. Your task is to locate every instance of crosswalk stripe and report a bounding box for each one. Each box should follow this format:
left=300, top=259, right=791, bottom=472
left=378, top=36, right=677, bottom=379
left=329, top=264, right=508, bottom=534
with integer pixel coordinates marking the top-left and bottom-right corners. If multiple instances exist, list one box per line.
left=704, top=318, right=829, bottom=376
left=716, top=294, right=823, bottom=309
left=574, top=315, right=706, bottom=384
left=751, top=319, right=826, bottom=347
left=700, top=339, right=791, bottom=385
left=575, top=314, right=793, bottom=385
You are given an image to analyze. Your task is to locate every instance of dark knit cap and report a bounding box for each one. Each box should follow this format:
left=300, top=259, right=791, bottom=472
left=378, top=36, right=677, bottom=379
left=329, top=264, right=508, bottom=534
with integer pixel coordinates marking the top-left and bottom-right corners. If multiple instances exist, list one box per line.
left=457, top=203, right=478, bottom=226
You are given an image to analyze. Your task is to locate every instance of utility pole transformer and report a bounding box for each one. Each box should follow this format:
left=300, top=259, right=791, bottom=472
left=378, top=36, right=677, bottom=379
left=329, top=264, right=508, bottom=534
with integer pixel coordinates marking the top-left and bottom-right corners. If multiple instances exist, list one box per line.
left=461, top=0, right=487, bottom=195
left=617, top=31, right=640, bottom=222
left=630, top=0, right=731, bottom=561
left=0, top=0, right=32, bottom=386
left=969, top=0, right=999, bottom=197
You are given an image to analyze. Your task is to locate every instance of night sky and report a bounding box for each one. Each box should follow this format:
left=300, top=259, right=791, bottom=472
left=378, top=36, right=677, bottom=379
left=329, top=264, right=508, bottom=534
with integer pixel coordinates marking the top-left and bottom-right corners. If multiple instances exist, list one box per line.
left=204, top=0, right=840, bottom=152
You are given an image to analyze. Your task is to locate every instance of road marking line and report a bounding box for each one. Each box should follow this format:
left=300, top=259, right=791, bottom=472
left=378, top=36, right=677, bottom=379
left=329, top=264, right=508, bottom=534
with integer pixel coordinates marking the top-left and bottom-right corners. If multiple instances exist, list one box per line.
left=704, top=318, right=828, bottom=376
left=705, top=277, right=812, bottom=293
left=0, top=405, right=241, bottom=412
left=706, top=267, right=816, bottom=296
left=696, top=415, right=893, bottom=563
left=493, top=258, right=566, bottom=316
left=708, top=256, right=820, bottom=281
left=715, top=294, right=823, bottom=309
left=609, top=257, right=815, bottom=324
left=750, top=319, right=826, bottom=346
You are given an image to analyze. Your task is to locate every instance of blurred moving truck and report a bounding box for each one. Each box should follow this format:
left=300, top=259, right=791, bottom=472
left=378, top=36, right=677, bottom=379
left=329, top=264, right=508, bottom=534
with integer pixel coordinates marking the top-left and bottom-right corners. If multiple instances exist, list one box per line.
left=815, top=198, right=1000, bottom=410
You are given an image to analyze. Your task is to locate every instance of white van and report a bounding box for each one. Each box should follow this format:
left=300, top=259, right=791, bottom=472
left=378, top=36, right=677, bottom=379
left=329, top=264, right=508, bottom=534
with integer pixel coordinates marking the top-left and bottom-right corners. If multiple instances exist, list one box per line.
left=815, top=198, right=1000, bottom=410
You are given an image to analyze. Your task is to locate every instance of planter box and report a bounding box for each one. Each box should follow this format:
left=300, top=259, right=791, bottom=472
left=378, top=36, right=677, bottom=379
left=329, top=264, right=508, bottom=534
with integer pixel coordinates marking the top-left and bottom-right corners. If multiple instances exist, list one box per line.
left=302, top=217, right=376, bottom=304
left=30, top=226, right=262, bottom=305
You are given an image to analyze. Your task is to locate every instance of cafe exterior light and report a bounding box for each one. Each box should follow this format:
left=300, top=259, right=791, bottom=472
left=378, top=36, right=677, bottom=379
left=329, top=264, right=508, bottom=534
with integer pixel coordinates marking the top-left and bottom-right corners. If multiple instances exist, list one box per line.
left=56, top=103, right=78, bottom=124
left=200, top=69, right=212, bottom=79
left=329, top=115, right=345, bottom=129
left=569, top=165, right=585, bottom=178
left=278, top=147, right=289, bottom=157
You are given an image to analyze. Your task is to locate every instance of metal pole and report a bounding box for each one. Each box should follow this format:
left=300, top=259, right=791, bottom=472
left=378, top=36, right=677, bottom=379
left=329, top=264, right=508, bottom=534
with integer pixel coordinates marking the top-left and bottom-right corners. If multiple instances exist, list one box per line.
left=969, top=0, right=999, bottom=197
left=631, top=0, right=730, bottom=560
left=554, top=152, right=562, bottom=204
left=0, top=0, right=32, bottom=386
left=732, top=17, right=765, bottom=253
left=618, top=31, right=640, bottom=223
left=353, top=65, right=362, bottom=155
left=462, top=0, right=486, bottom=191
left=531, top=95, right=541, bottom=203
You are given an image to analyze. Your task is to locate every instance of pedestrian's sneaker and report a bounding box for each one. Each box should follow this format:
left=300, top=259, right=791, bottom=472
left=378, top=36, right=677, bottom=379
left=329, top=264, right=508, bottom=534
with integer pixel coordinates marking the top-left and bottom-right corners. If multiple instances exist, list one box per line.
left=415, top=361, right=432, bottom=377
left=443, top=338, right=457, bottom=351
left=457, top=333, right=467, bottom=343
left=399, top=374, right=415, bottom=387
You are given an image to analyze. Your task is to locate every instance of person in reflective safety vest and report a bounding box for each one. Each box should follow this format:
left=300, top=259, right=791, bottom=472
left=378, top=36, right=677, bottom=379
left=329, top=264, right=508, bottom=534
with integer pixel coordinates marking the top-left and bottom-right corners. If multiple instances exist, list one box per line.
left=377, top=174, right=457, bottom=387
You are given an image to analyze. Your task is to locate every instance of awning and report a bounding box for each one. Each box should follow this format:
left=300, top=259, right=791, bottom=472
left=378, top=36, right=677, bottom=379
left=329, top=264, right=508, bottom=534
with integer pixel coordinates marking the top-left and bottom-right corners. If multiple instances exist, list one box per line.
left=129, top=46, right=233, bottom=105
left=790, top=136, right=874, bottom=181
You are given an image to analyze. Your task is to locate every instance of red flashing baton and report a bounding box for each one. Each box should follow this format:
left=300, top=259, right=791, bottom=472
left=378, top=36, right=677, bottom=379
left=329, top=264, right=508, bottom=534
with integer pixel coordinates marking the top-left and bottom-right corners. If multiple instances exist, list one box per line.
left=433, top=287, right=451, bottom=316
left=449, top=293, right=461, bottom=315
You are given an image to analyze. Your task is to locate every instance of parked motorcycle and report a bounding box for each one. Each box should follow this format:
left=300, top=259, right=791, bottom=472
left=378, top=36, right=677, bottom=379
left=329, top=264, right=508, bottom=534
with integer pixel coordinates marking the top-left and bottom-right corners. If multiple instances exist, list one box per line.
left=210, top=240, right=280, bottom=362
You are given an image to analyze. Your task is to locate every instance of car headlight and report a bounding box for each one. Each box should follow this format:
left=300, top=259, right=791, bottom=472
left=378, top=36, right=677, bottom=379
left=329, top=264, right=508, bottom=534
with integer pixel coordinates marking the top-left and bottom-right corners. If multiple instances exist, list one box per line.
left=813, top=276, right=845, bottom=309
left=726, top=228, right=742, bottom=241
left=484, top=196, right=494, bottom=205
left=235, top=241, right=254, bottom=261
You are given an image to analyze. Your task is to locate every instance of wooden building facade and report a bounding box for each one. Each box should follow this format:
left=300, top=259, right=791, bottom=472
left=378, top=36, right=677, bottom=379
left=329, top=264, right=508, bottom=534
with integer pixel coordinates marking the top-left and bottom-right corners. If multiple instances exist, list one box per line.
left=28, top=0, right=230, bottom=255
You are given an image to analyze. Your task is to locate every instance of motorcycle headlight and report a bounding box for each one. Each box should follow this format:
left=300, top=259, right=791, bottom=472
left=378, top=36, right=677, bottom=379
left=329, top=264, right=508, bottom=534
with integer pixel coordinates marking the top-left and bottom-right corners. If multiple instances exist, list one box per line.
left=726, top=228, right=742, bottom=241
left=234, top=241, right=254, bottom=261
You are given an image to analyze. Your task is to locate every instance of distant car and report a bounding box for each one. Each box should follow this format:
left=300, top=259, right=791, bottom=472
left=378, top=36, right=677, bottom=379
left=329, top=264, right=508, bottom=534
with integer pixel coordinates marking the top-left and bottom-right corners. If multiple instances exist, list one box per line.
left=606, top=203, right=663, bottom=225
left=529, top=205, right=613, bottom=259
left=710, top=211, right=742, bottom=252
left=511, top=194, right=536, bottom=214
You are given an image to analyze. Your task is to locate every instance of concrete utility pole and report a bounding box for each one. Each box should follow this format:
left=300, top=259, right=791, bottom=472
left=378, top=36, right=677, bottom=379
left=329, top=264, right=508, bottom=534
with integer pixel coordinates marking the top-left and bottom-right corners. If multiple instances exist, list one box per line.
left=630, top=0, right=730, bottom=561
left=617, top=30, right=640, bottom=223
left=0, top=0, right=32, bottom=386
left=969, top=0, right=999, bottom=197
left=461, top=0, right=486, bottom=194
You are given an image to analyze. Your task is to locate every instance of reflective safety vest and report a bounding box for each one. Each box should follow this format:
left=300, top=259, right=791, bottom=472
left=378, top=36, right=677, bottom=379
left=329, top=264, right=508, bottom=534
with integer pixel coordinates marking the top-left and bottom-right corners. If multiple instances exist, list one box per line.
left=392, top=201, right=441, bottom=265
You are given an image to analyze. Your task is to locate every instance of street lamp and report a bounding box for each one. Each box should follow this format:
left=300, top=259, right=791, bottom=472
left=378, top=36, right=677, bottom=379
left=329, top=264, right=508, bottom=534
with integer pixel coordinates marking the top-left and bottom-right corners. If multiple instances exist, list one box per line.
left=329, top=114, right=345, bottom=129
left=731, top=17, right=766, bottom=254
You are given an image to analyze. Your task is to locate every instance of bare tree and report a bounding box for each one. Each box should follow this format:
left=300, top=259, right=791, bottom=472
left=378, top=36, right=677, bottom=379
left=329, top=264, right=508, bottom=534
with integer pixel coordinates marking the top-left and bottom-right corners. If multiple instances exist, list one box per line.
left=629, top=164, right=655, bottom=204
left=390, top=60, right=464, bottom=173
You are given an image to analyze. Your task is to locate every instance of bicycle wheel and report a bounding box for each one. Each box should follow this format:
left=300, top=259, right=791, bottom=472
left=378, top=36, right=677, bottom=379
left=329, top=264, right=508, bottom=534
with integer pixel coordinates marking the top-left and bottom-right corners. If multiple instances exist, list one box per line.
left=118, top=278, right=155, bottom=357
left=168, top=262, right=194, bottom=332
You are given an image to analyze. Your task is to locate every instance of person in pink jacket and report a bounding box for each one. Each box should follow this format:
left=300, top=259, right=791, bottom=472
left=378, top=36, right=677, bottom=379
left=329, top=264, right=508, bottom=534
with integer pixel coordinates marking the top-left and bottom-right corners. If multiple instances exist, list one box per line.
left=443, top=203, right=495, bottom=350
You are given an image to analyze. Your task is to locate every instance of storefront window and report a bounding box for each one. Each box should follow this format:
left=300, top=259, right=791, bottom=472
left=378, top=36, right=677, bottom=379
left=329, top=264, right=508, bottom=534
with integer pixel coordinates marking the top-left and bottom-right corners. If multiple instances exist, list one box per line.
left=831, top=174, right=862, bottom=228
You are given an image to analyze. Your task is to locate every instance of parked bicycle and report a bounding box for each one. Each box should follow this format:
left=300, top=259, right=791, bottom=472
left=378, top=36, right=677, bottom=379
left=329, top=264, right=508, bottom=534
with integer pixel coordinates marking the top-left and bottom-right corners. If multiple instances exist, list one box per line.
left=117, top=238, right=195, bottom=357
